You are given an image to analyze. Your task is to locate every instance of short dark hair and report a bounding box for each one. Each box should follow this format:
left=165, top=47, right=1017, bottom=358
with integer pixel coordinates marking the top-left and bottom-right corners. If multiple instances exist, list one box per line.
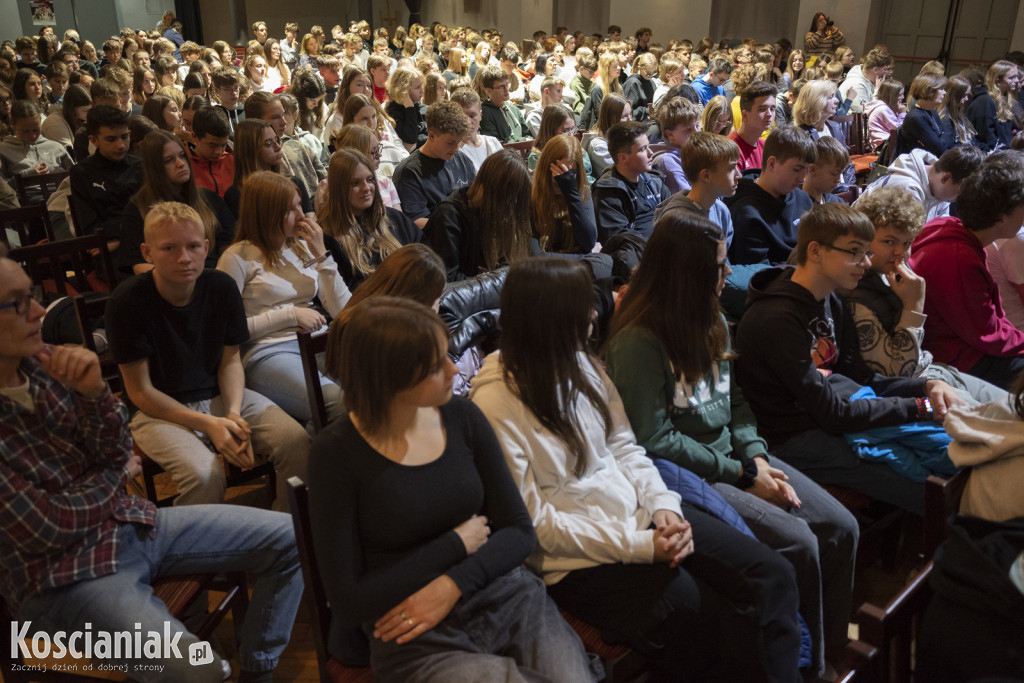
left=708, top=57, right=733, bottom=76
left=764, top=125, right=815, bottom=165
left=326, top=296, right=448, bottom=436
left=191, top=105, right=230, bottom=140
left=796, top=202, right=875, bottom=265
left=933, top=144, right=986, bottom=184
left=607, top=120, right=648, bottom=160
left=86, top=104, right=128, bottom=136
left=739, top=80, right=778, bottom=111
left=956, top=150, right=1024, bottom=231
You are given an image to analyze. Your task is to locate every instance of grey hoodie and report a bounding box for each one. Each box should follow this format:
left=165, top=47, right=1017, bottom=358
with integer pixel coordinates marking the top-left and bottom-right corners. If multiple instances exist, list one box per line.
left=0, top=135, right=74, bottom=180
left=856, top=148, right=949, bottom=222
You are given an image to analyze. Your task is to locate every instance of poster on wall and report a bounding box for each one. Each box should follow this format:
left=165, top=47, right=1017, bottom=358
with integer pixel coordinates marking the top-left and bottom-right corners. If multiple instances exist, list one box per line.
left=30, top=0, right=56, bottom=26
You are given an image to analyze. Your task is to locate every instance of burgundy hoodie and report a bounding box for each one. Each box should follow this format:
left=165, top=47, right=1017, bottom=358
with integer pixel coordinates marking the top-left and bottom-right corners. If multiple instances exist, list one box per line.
left=908, top=216, right=1024, bottom=370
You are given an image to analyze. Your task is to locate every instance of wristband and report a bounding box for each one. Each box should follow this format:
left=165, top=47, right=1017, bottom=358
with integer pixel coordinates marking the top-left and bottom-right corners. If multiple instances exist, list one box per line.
left=303, top=253, right=329, bottom=269
left=915, top=397, right=933, bottom=420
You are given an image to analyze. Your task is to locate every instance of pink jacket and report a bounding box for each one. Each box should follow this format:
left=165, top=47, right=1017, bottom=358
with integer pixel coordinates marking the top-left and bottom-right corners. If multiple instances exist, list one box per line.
left=908, top=216, right=1024, bottom=371
left=864, top=100, right=905, bottom=151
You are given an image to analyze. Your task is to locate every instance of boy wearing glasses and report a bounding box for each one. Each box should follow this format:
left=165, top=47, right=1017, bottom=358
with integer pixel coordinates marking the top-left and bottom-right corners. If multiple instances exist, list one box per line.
left=735, top=202, right=963, bottom=513
left=569, top=52, right=598, bottom=114
left=211, top=67, right=246, bottom=138
left=0, top=244, right=304, bottom=683
left=691, top=57, right=732, bottom=106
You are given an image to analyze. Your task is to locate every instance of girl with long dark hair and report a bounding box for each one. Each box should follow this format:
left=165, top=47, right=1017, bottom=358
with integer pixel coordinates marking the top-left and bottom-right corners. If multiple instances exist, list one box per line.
left=308, top=295, right=598, bottom=683
left=471, top=256, right=804, bottom=683
left=605, top=212, right=859, bottom=678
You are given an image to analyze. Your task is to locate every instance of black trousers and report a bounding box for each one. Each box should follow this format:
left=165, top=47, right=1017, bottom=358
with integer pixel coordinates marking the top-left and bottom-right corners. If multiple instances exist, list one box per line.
left=548, top=505, right=802, bottom=683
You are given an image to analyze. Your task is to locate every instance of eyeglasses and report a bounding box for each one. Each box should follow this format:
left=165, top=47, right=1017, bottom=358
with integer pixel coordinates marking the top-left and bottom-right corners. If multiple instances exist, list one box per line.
left=0, top=96, right=12, bottom=104
left=0, top=287, right=43, bottom=316
left=372, top=143, right=383, bottom=159
left=822, top=243, right=874, bottom=264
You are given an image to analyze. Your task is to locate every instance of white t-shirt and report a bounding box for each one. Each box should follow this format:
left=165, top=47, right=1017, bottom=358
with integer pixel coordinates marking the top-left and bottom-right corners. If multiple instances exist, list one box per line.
left=459, top=135, right=503, bottom=171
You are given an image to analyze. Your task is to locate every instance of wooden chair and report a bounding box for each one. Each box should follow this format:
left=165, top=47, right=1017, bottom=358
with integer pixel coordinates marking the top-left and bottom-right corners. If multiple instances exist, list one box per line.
left=849, top=562, right=935, bottom=683
left=837, top=185, right=862, bottom=204
left=71, top=293, right=276, bottom=508
left=1, top=204, right=56, bottom=247
left=14, top=170, right=70, bottom=206
left=286, top=477, right=375, bottom=683
left=7, top=228, right=117, bottom=297
left=297, top=329, right=331, bottom=434
left=2, top=572, right=249, bottom=682
left=502, top=139, right=534, bottom=163
left=72, top=293, right=120, bottom=392
left=837, top=639, right=883, bottom=682
left=287, top=477, right=642, bottom=683
left=822, top=484, right=906, bottom=571
left=922, top=469, right=970, bottom=561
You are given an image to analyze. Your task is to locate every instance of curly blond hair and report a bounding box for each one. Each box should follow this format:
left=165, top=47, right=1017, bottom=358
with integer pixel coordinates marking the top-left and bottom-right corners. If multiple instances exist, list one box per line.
left=854, top=186, right=926, bottom=236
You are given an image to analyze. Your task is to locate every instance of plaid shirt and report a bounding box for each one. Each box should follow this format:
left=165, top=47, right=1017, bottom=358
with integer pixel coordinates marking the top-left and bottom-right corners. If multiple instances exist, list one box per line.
left=0, top=358, right=156, bottom=615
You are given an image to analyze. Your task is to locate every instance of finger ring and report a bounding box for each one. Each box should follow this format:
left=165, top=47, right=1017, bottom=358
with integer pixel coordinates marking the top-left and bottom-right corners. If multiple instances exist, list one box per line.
left=400, top=610, right=407, bottom=620
left=406, top=618, right=414, bottom=627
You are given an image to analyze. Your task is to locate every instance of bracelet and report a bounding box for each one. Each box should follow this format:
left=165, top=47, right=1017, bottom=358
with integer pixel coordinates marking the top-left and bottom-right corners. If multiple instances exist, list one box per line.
left=915, top=397, right=933, bottom=420
left=303, top=253, right=328, bottom=269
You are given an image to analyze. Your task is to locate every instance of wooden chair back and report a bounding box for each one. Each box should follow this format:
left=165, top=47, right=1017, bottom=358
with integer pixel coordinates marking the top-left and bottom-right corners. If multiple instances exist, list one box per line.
left=502, top=139, right=534, bottom=163
left=852, top=562, right=935, bottom=683
left=7, top=228, right=116, bottom=297
left=297, top=329, right=331, bottom=434
left=14, top=170, right=70, bottom=206
left=1, top=204, right=56, bottom=247
left=923, top=469, right=970, bottom=560
left=287, top=478, right=375, bottom=683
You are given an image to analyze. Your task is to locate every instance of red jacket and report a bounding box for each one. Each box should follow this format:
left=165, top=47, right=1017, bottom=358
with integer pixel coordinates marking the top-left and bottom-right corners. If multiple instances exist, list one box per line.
left=190, top=150, right=234, bottom=198
left=908, top=216, right=1024, bottom=370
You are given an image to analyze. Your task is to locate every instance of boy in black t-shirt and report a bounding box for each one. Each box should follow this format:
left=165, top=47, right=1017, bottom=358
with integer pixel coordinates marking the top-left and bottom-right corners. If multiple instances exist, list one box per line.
left=392, top=101, right=476, bottom=227
left=106, top=202, right=309, bottom=510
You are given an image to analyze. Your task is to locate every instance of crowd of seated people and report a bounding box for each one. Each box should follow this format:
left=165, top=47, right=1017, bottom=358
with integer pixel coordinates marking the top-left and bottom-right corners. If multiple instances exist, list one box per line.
left=4, top=13, right=1024, bottom=683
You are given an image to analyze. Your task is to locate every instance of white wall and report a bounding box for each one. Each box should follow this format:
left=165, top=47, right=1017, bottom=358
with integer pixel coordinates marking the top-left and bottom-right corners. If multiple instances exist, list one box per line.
left=609, top=0, right=712, bottom=43
left=115, top=0, right=174, bottom=35
left=1012, top=1, right=1024, bottom=50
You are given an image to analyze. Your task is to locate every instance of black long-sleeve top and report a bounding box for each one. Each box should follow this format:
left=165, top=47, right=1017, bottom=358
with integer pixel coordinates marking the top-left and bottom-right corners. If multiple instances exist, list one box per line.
left=898, top=106, right=955, bottom=158
left=385, top=101, right=427, bottom=148
left=307, top=398, right=536, bottom=658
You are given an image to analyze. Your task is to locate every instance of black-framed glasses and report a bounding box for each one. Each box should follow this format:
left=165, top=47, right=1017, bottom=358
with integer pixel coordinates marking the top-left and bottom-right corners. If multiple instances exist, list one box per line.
left=822, top=243, right=874, bottom=264
left=0, top=287, right=43, bottom=316
left=372, top=143, right=383, bottom=159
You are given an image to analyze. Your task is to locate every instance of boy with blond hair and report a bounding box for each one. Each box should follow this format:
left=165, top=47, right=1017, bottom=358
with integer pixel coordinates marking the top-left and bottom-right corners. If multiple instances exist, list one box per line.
left=803, top=137, right=849, bottom=204
left=651, top=96, right=703, bottom=194
left=106, top=201, right=310, bottom=509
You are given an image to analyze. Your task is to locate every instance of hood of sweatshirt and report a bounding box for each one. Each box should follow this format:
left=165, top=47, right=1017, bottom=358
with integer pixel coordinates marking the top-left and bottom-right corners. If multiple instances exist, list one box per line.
left=471, top=350, right=504, bottom=393
left=911, top=215, right=983, bottom=258
left=862, top=99, right=887, bottom=117
left=945, top=396, right=1024, bottom=466
left=746, top=264, right=817, bottom=310
left=889, top=147, right=935, bottom=183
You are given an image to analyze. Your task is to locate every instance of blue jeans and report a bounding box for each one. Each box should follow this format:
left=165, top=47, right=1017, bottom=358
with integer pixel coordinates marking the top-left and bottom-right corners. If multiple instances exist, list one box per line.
left=368, top=567, right=601, bottom=683
left=774, top=429, right=925, bottom=514
left=244, top=339, right=343, bottom=425
left=714, top=456, right=859, bottom=676
left=17, top=505, right=304, bottom=682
